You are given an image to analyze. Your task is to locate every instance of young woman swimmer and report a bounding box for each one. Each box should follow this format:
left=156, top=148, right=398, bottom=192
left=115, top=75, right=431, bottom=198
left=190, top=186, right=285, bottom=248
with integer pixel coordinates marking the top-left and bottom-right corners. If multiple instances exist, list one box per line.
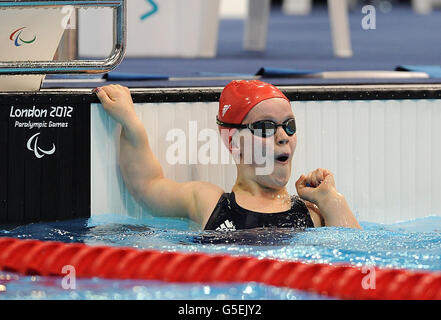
left=95, top=80, right=361, bottom=231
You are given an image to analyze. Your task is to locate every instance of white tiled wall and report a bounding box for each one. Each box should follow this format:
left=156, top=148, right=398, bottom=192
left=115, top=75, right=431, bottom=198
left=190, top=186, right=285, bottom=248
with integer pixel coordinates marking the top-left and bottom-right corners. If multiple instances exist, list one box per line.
left=91, top=99, right=441, bottom=224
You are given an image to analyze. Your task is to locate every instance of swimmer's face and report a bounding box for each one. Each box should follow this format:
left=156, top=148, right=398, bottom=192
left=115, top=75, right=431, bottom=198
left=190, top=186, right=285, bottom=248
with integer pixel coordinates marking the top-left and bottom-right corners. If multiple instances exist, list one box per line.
left=235, top=97, right=296, bottom=188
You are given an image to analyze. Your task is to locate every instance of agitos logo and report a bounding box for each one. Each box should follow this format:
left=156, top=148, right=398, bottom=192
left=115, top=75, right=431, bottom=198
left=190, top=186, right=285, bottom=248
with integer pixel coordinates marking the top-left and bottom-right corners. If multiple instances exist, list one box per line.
left=9, top=27, right=37, bottom=46
left=27, top=133, right=56, bottom=159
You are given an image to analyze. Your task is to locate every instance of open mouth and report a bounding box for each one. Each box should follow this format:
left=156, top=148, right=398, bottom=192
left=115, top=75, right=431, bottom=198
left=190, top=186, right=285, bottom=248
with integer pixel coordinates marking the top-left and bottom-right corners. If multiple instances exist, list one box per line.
left=275, top=154, right=289, bottom=163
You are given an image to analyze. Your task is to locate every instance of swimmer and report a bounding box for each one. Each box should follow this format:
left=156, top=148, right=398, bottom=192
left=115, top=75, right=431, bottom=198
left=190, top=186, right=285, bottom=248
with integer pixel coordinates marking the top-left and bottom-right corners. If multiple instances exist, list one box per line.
left=94, top=81, right=361, bottom=230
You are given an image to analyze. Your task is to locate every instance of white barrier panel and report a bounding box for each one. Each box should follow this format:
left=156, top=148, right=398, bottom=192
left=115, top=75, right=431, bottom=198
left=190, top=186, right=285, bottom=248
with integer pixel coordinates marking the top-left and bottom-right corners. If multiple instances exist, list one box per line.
left=91, top=101, right=235, bottom=219
left=91, top=100, right=441, bottom=224
left=220, top=0, right=248, bottom=18
left=0, top=8, right=71, bottom=91
left=79, top=0, right=220, bottom=58
left=282, top=0, right=312, bottom=15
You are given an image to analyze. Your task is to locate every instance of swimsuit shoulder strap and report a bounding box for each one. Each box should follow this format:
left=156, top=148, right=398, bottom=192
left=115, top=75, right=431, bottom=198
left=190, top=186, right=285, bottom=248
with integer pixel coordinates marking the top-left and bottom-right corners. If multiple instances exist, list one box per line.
left=203, top=193, right=233, bottom=230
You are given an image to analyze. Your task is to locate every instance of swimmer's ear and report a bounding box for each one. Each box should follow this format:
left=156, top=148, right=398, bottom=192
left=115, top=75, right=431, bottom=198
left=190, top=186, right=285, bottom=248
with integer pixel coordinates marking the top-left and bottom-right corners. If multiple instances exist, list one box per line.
left=230, top=131, right=242, bottom=160
left=231, top=143, right=241, bottom=161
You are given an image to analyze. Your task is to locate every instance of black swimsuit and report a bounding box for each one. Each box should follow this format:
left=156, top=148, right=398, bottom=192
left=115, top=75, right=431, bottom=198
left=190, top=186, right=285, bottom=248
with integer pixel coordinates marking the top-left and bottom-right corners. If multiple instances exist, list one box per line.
left=204, top=192, right=314, bottom=231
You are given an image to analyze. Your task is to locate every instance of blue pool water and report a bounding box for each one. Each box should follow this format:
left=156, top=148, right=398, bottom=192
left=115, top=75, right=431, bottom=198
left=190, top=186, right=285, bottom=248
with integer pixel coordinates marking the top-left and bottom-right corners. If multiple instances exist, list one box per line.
left=1, top=214, right=441, bottom=300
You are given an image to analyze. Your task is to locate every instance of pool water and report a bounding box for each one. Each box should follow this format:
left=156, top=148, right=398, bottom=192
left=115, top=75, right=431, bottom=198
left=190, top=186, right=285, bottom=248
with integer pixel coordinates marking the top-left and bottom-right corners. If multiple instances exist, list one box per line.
left=1, top=213, right=441, bottom=300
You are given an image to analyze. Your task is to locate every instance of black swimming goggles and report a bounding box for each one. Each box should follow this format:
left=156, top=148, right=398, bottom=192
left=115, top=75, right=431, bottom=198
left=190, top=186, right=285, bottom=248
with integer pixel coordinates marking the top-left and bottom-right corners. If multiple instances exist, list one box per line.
left=216, top=117, right=296, bottom=138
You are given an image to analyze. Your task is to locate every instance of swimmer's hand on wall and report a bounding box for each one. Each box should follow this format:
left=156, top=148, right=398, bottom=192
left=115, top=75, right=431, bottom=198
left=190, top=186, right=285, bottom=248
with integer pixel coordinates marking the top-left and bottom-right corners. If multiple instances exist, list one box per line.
left=93, top=85, right=219, bottom=224
left=94, top=85, right=138, bottom=128
left=296, top=169, right=362, bottom=229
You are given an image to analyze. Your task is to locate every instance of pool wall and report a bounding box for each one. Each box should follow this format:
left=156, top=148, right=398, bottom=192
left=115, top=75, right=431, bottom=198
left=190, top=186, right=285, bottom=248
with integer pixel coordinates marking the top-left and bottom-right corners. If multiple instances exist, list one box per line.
left=2, top=85, right=441, bottom=225
left=91, top=91, right=441, bottom=224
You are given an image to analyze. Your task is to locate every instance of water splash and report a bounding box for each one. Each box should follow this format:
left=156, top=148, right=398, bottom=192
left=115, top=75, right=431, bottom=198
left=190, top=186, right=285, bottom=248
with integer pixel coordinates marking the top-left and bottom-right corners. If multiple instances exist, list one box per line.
left=1, top=213, right=440, bottom=299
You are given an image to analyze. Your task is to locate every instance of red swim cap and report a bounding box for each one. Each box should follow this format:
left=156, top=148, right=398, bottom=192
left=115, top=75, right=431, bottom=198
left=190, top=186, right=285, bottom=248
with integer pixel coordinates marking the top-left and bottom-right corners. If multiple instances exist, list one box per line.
left=217, top=80, right=289, bottom=150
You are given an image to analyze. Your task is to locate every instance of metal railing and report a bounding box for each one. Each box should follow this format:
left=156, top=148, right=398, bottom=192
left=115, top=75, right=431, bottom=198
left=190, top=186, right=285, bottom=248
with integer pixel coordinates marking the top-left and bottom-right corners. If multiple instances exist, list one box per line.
left=0, top=0, right=126, bottom=75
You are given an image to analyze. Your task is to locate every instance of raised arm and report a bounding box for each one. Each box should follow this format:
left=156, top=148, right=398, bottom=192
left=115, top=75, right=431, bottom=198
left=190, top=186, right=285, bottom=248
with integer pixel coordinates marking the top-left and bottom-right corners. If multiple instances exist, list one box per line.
left=95, top=85, right=223, bottom=225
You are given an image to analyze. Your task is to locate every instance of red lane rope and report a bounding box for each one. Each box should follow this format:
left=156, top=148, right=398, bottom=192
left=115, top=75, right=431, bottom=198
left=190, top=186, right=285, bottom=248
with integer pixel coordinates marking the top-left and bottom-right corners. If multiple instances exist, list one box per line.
left=0, top=237, right=440, bottom=300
